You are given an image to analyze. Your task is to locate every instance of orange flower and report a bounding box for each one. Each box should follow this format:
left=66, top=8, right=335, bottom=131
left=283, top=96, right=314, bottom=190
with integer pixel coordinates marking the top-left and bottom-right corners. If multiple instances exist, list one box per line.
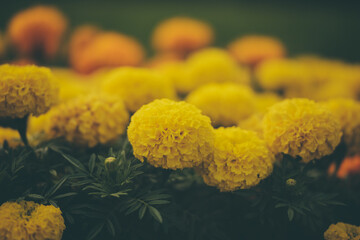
left=68, top=25, right=100, bottom=69
left=152, top=17, right=214, bottom=54
left=145, top=52, right=183, bottom=68
left=8, top=6, right=67, bottom=59
left=228, top=35, right=286, bottom=66
left=70, top=32, right=144, bottom=74
left=329, top=155, right=360, bottom=178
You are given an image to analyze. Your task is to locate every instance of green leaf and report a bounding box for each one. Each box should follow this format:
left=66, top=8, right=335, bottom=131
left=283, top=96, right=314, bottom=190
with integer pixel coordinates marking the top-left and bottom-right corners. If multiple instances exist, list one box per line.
left=53, top=192, right=77, bottom=200
left=149, top=200, right=170, bottom=205
left=106, top=219, right=116, bottom=237
left=45, top=176, right=69, bottom=198
left=87, top=223, right=104, bottom=240
left=148, top=206, right=163, bottom=223
left=27, top=194, right=45, bottom=200
left=139, top=205, right=147, bottom=220
left=287, top=208, right=294, bottom=221
left=125, top=202, right=142, bottom=215
left=89, top=154, right=96, bottom=174
left=59, top=153, right=87, bottom=173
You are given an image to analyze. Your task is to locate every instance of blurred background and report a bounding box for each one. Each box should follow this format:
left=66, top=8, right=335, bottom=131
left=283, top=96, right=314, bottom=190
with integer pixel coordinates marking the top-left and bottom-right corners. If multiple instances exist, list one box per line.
left=1, top=0, right=360, bottom=62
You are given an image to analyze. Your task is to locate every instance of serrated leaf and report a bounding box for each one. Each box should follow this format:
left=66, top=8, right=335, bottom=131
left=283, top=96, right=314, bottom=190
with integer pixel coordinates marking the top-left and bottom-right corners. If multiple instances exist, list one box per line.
left=287, top=208, right=294, bottom=221
left=60, top=153, right=87, bottom=173
left=139, top=205, right=147, bottom=220
left=148, top=206, right=163, bottom=223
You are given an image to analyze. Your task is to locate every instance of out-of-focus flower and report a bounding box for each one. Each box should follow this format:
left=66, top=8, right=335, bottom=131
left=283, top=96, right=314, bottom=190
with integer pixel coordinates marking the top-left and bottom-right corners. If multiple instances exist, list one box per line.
left=199, top=127, right=273, bottom=191
left=324, top=222, right=360, bottom=240
left=8, top=6, right=67, bottom=59
left=322, top=99, right=360, bottom=154
left=186, top=83, right=255, bottom=126
left=238, top=113, right=264, bottom=137
left=102, top=67, right=177, bottom=112
left=263, top=98, right=342, bottom=163
left=0, top=127, right=22, bottom=147
left=0, top=32, right=4, bottom=58
left=329, top=155, right=360, bottom=179
left=71, top=32, right=145, bottom=74
left=254, top=92, right=282, bottom=114
left=255, top=58, right=310, bottom=91
left=46, top=94, right=129, bottom=147
left=0, top=64, right=59, bottom=118
left=68, top=25, right=100, bottom=69
left=0, top=201, right=65, bottom=240
left=51, top=67, right=106, bottom=102
left=152, top=17, right=214, bottom=54
left=286, top=178, right=297, bottom=186
left=154, top=62, right=191, bottom=95
left=127, top=99, right=214, bottom=170
left=145, top=52, right=184, bottom=68
left=228, top=35, right=286, bottom=66
left=186, top=48, right=250, bottom=92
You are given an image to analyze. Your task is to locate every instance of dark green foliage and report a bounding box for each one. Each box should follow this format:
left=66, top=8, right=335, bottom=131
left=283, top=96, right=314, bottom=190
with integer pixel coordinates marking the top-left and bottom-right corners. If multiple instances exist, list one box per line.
left=0, top=138, right=359, bottom=240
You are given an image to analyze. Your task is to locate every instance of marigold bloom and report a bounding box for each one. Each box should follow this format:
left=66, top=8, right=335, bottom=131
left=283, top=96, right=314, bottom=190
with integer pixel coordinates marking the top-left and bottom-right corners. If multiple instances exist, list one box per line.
left=68, top=25, right=100, bottom=69
left=71, top=32, right=145, bottom=74
left=255, top=59, right=310, bottom=91
left=199, top=127, right=273, bottom=191
left=329, top=155, right=360, bottom=179
left=46, top=94, right=129, bottom=147
left=263, top=99, right=342, bottom=162
left=102, top=67, right=177, bottom=112
left=324, top=222, right=360, bottom=240
left=254, top=92, right=282, bottom=114
left=152, top=17, right=214, bottom=54
left=8, top=6, right=67, bottom=59
left=155, top=62, right=192, bottom=94
left=228, top=35, right=286, bottom=66
left=145, top=52, right=184, bottom=68
left=322, top=99, right=360, bottom=154
left=0, top=64, right=59, bottom=118
left=0, top=32, right=4, bottom=58
left=186, top=83, right=255, bottom=126
left=238, top=114, right=264, bottom=137
left=186, top=48, right=250, bottom=92
left=0, top=201, right=65, bottom=240
left=127, top=99, right=214, bottom=169
left=0, top=127, right=22, bottom=147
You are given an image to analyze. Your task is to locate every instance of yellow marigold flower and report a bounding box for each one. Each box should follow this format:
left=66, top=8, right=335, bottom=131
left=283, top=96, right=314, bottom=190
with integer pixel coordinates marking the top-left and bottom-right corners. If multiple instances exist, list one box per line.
left=0, top=201, right=65, bottom=240
left=322, top=99, right=360, bottom=154
left=0, top=64, right=59, bottom=118
left=255, top=59, right=310, bottom=91
left=324, top=222, right=360, bottom=240
left=102, top=67, right=177, bottom=112
left=72, top=32, right=145, bottom=74
left=238, top=113, right=264, bottom=137
left=152, top=17, right=214, bottom=54
left=254, top=92, right=282, bottom=114
left=263, top=98, right=342, bottom=162
left=186, top=48, right=250, bottom=92
left=8, top=6, right=67, bottom=59
left=228, top=35, right=286, bottom=66
left=145, top=52, right=184, bottom=68
left=0, top=127, right=22, bottom=147
left=46, top=94, right=129, bottom=147
left=199, top=127, right=273, bottom=191
left=186, top=83, right=256, bottom=126
left=155, top=62, right=192, bottom=94
left=128, top=99, right=214, bottom=169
